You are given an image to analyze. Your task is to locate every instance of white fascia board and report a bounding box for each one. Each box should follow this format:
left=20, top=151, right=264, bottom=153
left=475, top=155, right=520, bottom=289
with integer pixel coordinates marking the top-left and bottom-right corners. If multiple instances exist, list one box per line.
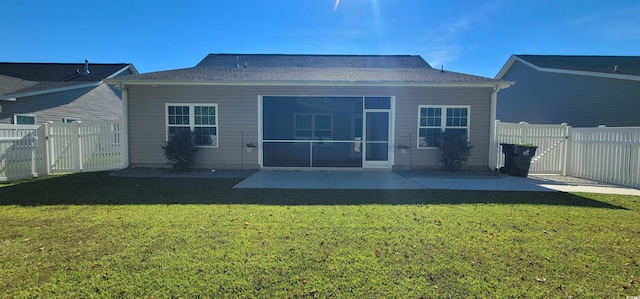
left=107, top=65, right=139, bottom=79
left=495, top=55, right=518, bottom=79
left=106, top=79, right=513, bottom=89
left=0, top=82, right=102, bottom=100
left=502, top=56, right=640, bottom=82
left=541, top=66, right=640, bottom=81
left=0, top=97, right=16, bottom=101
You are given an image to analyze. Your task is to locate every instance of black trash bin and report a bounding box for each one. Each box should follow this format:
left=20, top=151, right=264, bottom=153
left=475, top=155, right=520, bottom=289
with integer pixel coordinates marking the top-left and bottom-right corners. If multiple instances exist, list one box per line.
left=500, top=143, right=537, bottom=177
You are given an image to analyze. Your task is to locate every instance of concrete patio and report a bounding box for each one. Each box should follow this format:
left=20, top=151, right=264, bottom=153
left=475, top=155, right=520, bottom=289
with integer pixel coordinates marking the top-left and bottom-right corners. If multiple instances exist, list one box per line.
left=233, top=171, right=640, bottom=196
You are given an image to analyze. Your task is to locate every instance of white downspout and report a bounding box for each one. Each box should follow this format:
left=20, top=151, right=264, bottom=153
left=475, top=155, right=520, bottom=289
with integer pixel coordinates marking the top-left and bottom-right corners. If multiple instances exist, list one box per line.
left=120, top=83, right=130, bottom=169
left=488, top=85, right=500, bottom=170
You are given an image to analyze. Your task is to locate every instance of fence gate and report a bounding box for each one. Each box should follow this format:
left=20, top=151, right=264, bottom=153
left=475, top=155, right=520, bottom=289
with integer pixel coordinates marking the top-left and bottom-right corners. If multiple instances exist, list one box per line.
left=45, top=120, right=125, bottom=173
left=47, top=122, right=79, bottom=172
left=494, top=121, right=570, bottom=175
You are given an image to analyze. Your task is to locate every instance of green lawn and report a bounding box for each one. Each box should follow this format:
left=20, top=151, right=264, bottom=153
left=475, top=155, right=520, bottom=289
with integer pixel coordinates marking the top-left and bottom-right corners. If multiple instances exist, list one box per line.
left=1, top=172, right=639, bottom=298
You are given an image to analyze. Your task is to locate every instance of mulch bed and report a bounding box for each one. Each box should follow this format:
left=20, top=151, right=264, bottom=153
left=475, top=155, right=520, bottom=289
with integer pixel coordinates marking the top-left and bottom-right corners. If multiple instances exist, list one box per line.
left=110, top=167, right=257, bottom=178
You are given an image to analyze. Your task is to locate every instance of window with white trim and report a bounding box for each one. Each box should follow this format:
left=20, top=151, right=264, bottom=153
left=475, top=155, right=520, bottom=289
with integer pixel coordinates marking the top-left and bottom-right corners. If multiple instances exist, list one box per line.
left=418, top=105, right=469, bottom=148
left=294, top=113, right=332, bottom=145
left=166, top=104, right=218, bottom=147
left=14, top=114, right=36, bottom=125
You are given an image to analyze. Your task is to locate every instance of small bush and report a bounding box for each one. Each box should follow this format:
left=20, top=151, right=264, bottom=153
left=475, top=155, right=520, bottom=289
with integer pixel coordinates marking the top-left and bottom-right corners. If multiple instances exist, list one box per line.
left=161, top=130, right=199, bottom=171
left=439, top=130, right=473, bottom=171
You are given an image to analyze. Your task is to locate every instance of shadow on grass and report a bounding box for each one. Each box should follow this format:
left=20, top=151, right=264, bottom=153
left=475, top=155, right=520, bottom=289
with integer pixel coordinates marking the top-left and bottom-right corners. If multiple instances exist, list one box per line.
left=0, top=172, right=629, bottom=210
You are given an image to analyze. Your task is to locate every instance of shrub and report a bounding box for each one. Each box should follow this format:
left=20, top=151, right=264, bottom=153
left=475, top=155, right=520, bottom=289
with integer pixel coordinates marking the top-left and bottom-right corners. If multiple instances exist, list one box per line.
left=438, top=130, right=473, bottom=171
left=161, top=130, right=199, bottom=171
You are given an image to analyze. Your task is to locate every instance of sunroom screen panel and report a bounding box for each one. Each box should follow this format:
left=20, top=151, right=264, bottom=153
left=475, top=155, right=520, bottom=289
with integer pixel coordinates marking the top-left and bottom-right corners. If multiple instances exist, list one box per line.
left=263, top=96, right=363, bottom=167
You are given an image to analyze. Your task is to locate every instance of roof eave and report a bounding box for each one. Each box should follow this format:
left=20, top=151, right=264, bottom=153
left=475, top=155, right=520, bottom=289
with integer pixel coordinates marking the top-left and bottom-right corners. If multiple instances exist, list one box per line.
left=499, top=55, right=640, bottom=82
left=0, top=81, right=102, bottom=100
left=105, top=78, right=513, bottom=88
left=495, top=55, right=518, bottom=79
left=106, top=64, right=139, bottom=79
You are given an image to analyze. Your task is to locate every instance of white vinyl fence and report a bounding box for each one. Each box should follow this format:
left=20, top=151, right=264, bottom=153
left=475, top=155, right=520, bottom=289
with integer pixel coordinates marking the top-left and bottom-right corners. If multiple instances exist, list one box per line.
left=493, top=121, right=640, bottom=188
left=568, top=127, right=640, bottom=188
left=0, top=120, right=126, bottom=181
left=0, top=124, right=45, bottom=181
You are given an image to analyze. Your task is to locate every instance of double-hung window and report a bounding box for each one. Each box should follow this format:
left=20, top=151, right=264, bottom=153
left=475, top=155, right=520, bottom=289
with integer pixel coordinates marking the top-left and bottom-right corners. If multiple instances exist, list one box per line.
left=418, top=105, right=470, bottom=148
left=166, top=104, right=218, bottom=147
left=294, top=113, right=332, bottom=145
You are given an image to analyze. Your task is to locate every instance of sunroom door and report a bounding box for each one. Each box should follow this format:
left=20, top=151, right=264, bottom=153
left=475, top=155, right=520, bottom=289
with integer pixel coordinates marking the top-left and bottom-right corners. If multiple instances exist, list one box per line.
left=363, top=97, right=392, bottom=168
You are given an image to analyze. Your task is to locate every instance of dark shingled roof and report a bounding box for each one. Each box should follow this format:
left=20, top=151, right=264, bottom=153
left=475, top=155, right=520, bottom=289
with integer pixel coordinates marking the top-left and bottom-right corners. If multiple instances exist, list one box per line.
left=0, top=62, right=131, bottom=96
left=197, top=54, right=432, bottom=68
left=516, top=55, right=640, bottom=76
left=116, top=66, right=496, bottom=83
left=111, top=54, right=500, bottom=84
left=0, top=74, right=38, bottom=96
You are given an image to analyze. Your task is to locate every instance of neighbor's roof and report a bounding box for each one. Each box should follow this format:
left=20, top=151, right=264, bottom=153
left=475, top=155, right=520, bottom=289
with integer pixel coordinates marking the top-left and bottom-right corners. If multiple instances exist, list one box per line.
left=197, top=54, right=433, bottom=68
left=0, top=62, right=136, bottom=98
left=109, top=54, right=508, bottom=87
left=496, top=55, right=640, bottom=79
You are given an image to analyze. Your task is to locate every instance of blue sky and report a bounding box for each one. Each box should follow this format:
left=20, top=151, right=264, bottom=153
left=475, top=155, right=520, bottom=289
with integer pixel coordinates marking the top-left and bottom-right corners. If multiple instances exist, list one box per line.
left=2, top=0, right=639, bottom=78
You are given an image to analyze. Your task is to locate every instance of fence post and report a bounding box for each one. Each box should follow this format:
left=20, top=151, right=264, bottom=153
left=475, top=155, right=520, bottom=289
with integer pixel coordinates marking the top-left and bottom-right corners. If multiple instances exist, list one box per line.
left=118, top=119, right=127, bottom=169
left=43, top=123, right=51, bottom=176
left=28, top=133, right=38, bottom=177
left=561, top=123, right=569, bottom=176
left=72, top=122, right=81, bottom=172
left=519, top=121, right=529, bottom=144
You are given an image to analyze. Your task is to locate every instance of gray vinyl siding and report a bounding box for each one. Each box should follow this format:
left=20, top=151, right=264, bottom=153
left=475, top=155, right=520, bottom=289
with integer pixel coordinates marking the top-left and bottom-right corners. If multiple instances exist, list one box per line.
left=394, top=87, right=492, bottom=170
left=127, top=84, right=494, bottom=169
left=127, top=85, right=261, bottom=169
left=0, top=83, right=122, bottom=124
left=498, top=60, right=640, bottom=127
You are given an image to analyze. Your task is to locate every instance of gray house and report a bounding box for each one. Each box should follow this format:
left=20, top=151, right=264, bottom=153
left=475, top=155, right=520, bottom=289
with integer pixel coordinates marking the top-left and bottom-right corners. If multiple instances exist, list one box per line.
left=495, top=55, right=640, bottom=127
left=106, top=54, right=512, bottom=170
left=0, top=60, right=138, bottom=124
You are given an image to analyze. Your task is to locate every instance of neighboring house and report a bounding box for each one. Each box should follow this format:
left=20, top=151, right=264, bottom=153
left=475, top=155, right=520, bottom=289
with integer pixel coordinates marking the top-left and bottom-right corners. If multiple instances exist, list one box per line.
left=105, top=54, right=512, bottom=170
left=0, top=60, right=138, bottom=124
left=495, top=55, right=640, bottom=127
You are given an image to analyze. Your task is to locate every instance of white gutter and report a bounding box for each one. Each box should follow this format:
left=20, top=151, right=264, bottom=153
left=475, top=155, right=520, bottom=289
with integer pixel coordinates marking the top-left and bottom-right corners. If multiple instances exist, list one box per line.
left=488, top=84, right=506, bottom=170
left=105, top=79, right=514, bottom=89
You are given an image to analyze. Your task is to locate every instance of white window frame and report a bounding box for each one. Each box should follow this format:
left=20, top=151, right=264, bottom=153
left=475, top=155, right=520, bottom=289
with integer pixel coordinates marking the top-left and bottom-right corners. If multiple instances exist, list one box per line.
left=14, top=114, right=37, bottom=125
left=294, top=113, right=333, bottom=146
left=165, top=103, right=218, bottom=148
left=417, top=105, right=470, bottom=149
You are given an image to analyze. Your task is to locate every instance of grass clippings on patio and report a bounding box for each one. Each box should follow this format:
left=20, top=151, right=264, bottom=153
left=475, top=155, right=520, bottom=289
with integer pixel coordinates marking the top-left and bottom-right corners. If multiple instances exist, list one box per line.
left=396, top=168, right=506, bottom=179
left=1, top=172, right=639, bottom=298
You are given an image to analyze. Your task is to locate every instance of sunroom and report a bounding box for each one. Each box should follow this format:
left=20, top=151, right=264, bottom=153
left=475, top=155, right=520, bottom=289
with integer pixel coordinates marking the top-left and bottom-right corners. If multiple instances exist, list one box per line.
left=260, top=96, right=394, bottom=169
